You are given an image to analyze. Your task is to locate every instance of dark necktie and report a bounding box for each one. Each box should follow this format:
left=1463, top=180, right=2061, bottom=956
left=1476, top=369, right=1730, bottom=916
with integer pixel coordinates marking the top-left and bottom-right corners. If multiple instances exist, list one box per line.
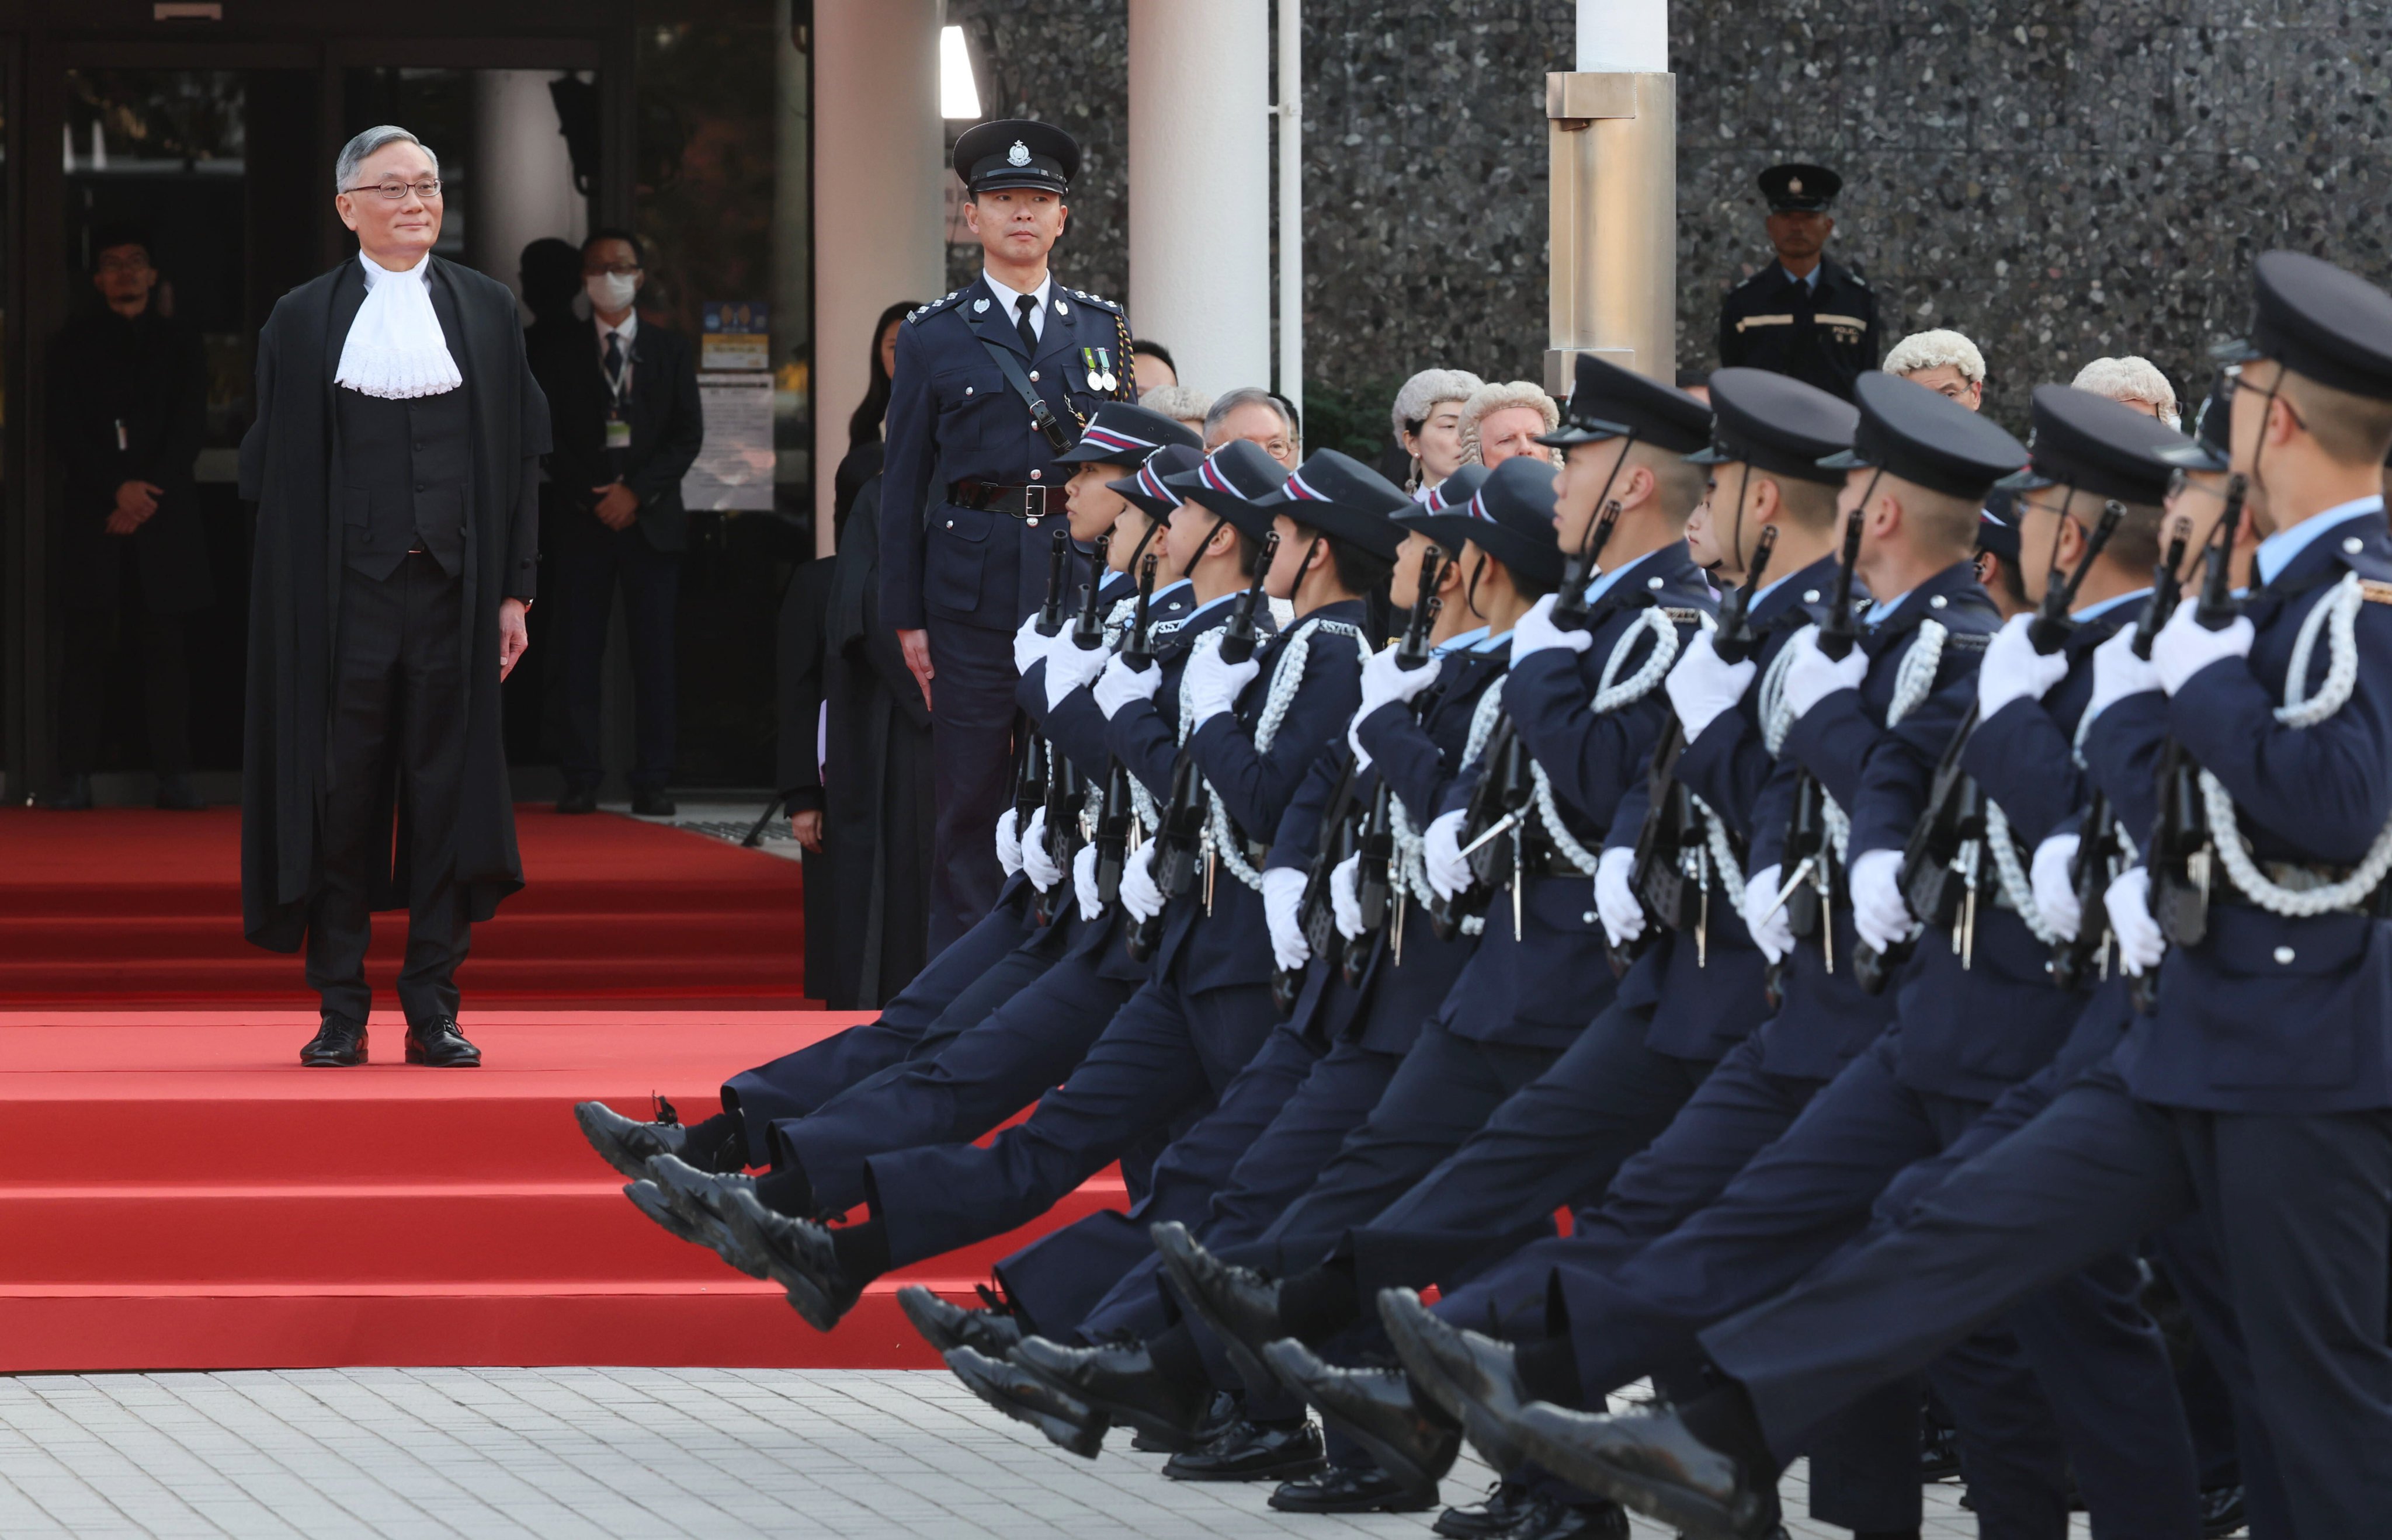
left=1014, top=293, right=1039, bottom=354
left=603, top=331, right=626, bottom=393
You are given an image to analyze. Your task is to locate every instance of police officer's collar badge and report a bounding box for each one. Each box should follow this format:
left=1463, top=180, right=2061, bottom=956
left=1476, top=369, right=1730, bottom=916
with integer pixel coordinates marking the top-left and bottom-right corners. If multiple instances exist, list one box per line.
left=1007, top=141, right=1031, bottom=166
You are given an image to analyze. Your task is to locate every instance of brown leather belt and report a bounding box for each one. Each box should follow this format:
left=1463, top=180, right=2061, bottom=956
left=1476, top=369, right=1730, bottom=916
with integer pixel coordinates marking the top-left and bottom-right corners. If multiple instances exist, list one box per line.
left=952, top=480, right=1063, bottom=520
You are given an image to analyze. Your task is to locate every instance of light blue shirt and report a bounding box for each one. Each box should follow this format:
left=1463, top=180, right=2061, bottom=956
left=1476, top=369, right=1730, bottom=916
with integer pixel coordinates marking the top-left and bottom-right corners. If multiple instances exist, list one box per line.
left=2072, top=587, right=2150, bottom=623
left=1582, top=545, right=1669, bottom=608
left=1782, top=265, right=1821, bottom=292
left=1149, top=578, right=1193, bottom=605
left=1862, top=590, right=1911, bottom=627
left=1185, top=590, right=1237, bottom=623
left=2254, top=495, right=2385, bottom=587
left=1433, top=625, right=1488, bottom=657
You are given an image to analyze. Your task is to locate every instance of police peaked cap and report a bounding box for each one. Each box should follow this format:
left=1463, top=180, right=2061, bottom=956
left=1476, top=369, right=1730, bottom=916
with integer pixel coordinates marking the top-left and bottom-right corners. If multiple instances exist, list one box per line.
left=953, top=119, right=1078, bottom=195
left=1821, top=371, right=2028, bottom=500
left=2159, top=375, right=2233, bottom=473
left=1258, top=449, right=1411, bottom=561
left=1759, top=162, right=1841, bottom=213
left=1056, top=401, right=1203, bottom=466
left=1108, top=443, right=1205, bottom=520
left=1686, top=368, right=1859, bottom=486
left=1394, top=464, right=1491, bottom=528
left=1976, top=500, right=2022, bottom=564
left=1999, top=385, right=2192, bottom=506
left=1539, top=353, right=1713, bottom=454
left=1408, top=456, right=1568, bottom=590
left=2216, top=251, right=2392, bottom=402
left=1161, top=439, right=1289, bottom=541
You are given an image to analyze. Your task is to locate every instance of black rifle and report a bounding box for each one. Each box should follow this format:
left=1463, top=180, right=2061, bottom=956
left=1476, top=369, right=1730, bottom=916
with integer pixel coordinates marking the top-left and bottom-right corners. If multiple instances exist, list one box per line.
left=1272, top=754, right=1362, bottom=1014
left=2141, top=477, right=2248, bottom=1001
left=1853, top=500, right=2126, bottom=993
left=1343, top=551, right=1446, bottom=984
left=2051, top=517, right=2192, bottom=990
left=1129, top=531, right=1280, bottom=961
left=1031, top=534, right=1112, bottom=924
left=1615, top=527, right=1782, bottom=974
left=1010, top=529, right=1078, bottom=854
left=1092, top=554, right=1161, bottom=911
left=1768, top=507, right=1866, bottom=995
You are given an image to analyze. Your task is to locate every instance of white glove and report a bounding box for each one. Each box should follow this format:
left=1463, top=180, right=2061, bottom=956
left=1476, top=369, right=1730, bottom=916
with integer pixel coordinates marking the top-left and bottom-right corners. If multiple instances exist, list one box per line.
left=2084, top=624, right=2161, bottom=731
left=1424, top=808, right=1473, bottom=900
left=995, top=806, right=1023, bottom=878
left=1072, top=842, right=1103, bottom=921
left=1044, top=638, right=1114, bottom=710
left=1093, top=653, right=1162, bottom=719
left=1013, top=613, right=1063, bottom=676
left=2105, top=866, right=2165, bottom=976
left=1119, top=841, right=1165, bottom=922
left=1665, top=631, right=1758, bottom=742
left=1780, top=628, right=1868, bottom=721
left=1020, top=807, right=1063, bottom=891
left=1509, top=592, right=1594, bottom=665
left=1595, top=845, right=1645, bottom=948
left=1263, top=865, right=1311, bottom=972
left=2151, top=601, right=2254, bottom=696
left=1331, top=852, right=1365, bottom=939
left=2029, top=833, right=2084, bottom=943
left=1358, top=644, right=1443, bottom=717
left=1742, top=864, right=1794, bottom=964
left=1182, top=646, right=1261, bottom=732
left=1977, top=612, right=2071, bottom=719
left=1849, top=848, right=1914, bottom=955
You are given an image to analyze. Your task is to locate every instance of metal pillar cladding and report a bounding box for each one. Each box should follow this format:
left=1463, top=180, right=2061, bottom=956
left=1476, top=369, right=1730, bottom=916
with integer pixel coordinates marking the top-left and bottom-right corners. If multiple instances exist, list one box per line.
left=1545, top=70, right=1677, bottom=392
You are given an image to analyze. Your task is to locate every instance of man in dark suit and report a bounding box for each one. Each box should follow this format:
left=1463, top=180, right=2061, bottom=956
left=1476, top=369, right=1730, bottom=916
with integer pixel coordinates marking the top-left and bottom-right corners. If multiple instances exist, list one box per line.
left=43, top=227, right=210, bottom=810
left=1717, top=164, right=1881, bottom=402
left=529, top=228, right=704, bottom=816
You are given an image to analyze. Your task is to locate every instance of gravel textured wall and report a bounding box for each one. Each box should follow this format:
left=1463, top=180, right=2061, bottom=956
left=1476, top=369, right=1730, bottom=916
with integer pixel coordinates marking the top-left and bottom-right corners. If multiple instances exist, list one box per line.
left=949, top=0, right=2392, bottom=436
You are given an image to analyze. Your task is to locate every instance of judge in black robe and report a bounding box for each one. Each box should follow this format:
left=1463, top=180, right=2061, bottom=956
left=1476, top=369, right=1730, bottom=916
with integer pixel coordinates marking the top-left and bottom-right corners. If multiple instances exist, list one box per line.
left=238, top=127, right=547, bottom=1066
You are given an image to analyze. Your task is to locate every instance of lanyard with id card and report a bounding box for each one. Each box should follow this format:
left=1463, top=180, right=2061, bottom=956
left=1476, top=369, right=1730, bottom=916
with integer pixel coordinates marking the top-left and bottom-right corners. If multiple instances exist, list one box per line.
left=603, top=334, right=633, bottom=449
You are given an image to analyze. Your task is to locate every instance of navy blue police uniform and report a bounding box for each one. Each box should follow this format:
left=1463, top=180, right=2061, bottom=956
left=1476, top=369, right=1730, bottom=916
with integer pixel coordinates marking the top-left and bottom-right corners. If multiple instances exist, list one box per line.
left=880, top=119, right=1138, bottom=948
left=1716, top=165, right=1880, bottom=403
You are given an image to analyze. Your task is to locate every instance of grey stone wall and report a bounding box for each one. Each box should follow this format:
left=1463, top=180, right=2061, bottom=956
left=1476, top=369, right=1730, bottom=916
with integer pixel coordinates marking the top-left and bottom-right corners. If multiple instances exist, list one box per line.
left=951, top=0, right=2392, bottom=439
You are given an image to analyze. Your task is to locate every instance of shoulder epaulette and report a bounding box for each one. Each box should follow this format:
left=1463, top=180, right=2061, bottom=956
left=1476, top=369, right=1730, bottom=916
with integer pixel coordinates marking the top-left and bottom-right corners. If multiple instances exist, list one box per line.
left=906, top=289, right=967, bottom=324
left=1065, top=287, right=1124, bottom=314
left=2361, top=579, right=2392, bottom=606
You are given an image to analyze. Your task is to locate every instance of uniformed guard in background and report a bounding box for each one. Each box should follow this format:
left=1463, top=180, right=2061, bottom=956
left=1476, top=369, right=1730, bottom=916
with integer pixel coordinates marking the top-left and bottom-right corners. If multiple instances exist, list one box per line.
left=880, top=117, right=1138, bottom=950
left=1717, top=164, right=1881, bottom=403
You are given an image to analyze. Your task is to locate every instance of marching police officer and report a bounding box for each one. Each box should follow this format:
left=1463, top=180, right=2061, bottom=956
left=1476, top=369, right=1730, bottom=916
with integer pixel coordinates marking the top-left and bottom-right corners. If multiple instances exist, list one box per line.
left=1718, top=164, right=1881, bottom=402
left=881, top=118, right=1138, bottom=950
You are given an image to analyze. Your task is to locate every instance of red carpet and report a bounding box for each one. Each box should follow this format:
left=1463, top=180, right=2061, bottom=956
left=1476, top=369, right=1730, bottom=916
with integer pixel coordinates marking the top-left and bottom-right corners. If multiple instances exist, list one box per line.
left=0, top=811, right=1122, bottom=1370
left=0, top=806, right=810, bottom=1008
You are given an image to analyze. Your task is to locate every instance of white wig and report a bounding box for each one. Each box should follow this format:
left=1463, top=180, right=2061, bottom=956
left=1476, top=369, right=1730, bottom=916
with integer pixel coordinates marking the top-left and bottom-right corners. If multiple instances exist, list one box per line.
left=1458, top=380, right=1561, bottom=466
left=2071, top=356, right=2181, bottom=428
left=1391, top=369, right=1487, bottom=443
left=1140, top=384, right=1214, bottom=426
left=1881, top=328, right=1987, bottom=385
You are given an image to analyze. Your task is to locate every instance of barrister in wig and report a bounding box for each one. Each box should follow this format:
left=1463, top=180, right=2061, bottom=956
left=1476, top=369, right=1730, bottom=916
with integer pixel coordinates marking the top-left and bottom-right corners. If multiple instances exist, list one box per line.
left=238, top=126, right=548, bottom=1068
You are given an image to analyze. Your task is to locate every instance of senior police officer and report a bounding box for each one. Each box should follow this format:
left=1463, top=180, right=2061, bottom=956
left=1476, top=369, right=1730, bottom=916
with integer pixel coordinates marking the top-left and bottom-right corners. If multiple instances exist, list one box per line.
left=881, top=119, right=1137, bottom=949
left=1718, top=164, right=1881, bottom=402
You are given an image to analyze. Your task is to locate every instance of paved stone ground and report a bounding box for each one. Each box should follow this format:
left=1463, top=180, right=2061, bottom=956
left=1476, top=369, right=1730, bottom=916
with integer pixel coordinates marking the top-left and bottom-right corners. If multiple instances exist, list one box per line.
left=0, top=1368, right=2069, bottom=1538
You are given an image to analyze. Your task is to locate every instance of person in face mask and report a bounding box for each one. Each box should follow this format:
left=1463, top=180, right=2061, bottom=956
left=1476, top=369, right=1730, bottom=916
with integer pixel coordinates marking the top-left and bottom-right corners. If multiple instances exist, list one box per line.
left=527, top=228, right=705, bottom=816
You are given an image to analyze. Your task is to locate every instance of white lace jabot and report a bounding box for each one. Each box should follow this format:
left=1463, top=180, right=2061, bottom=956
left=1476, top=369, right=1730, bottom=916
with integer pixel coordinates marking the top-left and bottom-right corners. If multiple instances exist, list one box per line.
left=335, top=252, right=463, bottom=399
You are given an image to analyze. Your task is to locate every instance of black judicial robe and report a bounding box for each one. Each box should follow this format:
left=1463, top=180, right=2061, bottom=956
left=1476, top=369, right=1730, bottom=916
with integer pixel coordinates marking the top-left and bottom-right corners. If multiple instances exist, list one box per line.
left=237, top=256, right=549, bottom=951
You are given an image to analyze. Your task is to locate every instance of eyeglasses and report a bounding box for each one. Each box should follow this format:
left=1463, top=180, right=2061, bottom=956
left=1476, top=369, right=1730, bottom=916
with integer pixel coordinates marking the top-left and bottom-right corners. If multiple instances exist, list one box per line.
left=344, top=179, right=443, bottom=201
left=2221, top=361, right=2306, bottom=430
left=585, top=262, right=642, bottom=277
left=95, top=254, right=151, bottom=274
left=2167, top=468, right=2227, bottom=503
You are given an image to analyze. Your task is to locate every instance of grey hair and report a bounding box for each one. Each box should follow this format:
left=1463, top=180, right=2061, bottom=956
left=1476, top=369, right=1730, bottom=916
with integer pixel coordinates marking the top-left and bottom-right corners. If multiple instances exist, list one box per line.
left=335, top=125, right=438, bottom=195
left=1204, top=385, right=1297, bottom=444
left=2071, top=355, right=2181, bottom=429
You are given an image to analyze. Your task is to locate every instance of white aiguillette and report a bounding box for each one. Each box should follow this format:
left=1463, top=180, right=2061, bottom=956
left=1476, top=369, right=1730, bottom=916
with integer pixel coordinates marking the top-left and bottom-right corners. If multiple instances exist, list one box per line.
left=335, top=253, right=462, bottom=399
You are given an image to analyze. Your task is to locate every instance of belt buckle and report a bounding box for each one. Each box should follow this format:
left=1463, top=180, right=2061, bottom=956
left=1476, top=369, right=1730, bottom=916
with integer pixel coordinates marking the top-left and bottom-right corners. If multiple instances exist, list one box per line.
left=1024, top=485, right=1050, bottom=526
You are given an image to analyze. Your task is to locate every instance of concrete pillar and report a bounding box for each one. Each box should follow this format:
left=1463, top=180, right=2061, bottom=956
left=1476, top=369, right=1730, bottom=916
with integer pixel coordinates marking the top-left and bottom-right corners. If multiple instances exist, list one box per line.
left=774, top=0, right=813, bottom=541
left=1547, top=0, right=1675, bottom=386
left=470, top=69, right=589, bottom=311
left=813, top=0, right=946, bottom=551
left=1128, top=0, right=1271, bottom=397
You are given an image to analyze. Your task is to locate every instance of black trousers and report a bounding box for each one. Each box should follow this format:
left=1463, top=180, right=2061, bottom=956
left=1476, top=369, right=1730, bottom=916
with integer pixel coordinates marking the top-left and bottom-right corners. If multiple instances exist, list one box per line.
left=58, top=555, right=191, bottom=777
left=923, top=618, right=1013, bottom=952
left=553, top=525, right=680, bottom=792
left=305, top=554, right=471, bottom=1026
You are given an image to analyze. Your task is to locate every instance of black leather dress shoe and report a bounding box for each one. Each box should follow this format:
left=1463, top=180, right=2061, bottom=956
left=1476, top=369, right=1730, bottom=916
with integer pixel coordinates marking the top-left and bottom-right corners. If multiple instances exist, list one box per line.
left=1151, top=1221, right=1289, bottom=1393
left=155, top=773, right=206, bottom=811
left=641, top=1155, right=770, bottom=1276
left=34, top=774, right=92, bottom=811
left=1262, top=1339, right=1459, bottom=1501
left=299, top=1016, right=369, bottom=1067
left=945, top=1346, right=1109, bottom=1458
left=1270, top=1462, right=1431, bottom=1512
left=1009, top=1335, right=1216, bottom=1451
left=718, top=1187, right=857, bottom=1330
left=896, top=1284, right=1023, bottom=1359
left=622, top=1180, right=766, bottom=1278
left=1133, top=1389, right=1235, bottom=1452
left=2199, top=1483, right=2246, bottom=1538
left=1505, top=1492, right=1631, bottom=1540
left=1434, top=1479, right=1535, bottom=1538
left=631, top=785, right=676, bottom=817
left=556, top=784, right=599, bottom=815
left=576, top=1101, right=694, bottom=1180
left=1380, top=1287, right=1531, bottom=1474
left=405, top=1017, right=481, bottom=1066
left=1162, top=1418, right=1327, bottom=1482
left=1506, top=1402, right=1773, bottom=1539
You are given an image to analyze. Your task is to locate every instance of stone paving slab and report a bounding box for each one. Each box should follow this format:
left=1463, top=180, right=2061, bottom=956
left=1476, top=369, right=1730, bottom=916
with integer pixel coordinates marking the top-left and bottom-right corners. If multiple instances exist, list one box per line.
left=0, top=1368, right=2067, bottom=1538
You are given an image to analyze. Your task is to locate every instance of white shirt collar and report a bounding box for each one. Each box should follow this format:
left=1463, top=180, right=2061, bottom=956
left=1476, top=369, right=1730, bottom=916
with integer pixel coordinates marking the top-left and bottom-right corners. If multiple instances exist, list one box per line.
left=595, top=308, right=639, bottom=346
left=2255, top=495, right=2386, bottom=586
left=981, top=269, right=1054, bottom=335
